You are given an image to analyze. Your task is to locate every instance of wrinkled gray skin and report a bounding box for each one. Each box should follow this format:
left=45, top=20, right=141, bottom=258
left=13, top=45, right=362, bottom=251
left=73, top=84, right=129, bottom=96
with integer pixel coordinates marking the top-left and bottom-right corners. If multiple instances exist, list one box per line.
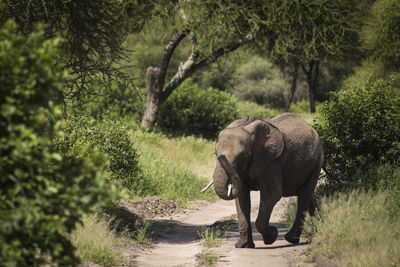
left=213, top=113, right=323, bottom=248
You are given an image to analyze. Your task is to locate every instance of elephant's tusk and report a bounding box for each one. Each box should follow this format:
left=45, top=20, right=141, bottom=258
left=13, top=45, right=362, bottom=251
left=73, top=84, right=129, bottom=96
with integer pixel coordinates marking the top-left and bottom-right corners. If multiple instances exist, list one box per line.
left=227, top=184, right=232, bottom=197
left=200, top=180, right=214, bottom=192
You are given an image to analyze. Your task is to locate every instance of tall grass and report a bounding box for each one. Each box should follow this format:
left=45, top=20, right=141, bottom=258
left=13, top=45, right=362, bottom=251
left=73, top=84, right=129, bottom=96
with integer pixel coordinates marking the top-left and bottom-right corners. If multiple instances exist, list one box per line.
left=303, top=190, right=400, bottom=266
left=70, top=213, right=125, bottom=267
left=130, top=129, right=216, bottom=206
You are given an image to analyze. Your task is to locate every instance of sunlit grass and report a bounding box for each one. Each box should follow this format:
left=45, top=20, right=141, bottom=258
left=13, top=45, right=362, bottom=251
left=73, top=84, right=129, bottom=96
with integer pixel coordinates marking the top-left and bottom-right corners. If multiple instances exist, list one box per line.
left=198, top=228, right=223, bottom=248
left=130, top=129, right=216, bottom=206
left=196, top=251, right=219, bottom=266
left=281, top=198, right=297, bottom=228
left=303, top=190, right=400, bottom=267
left=135, top=220, right=152, bottom=245
left=70, top=213, right=125, bottom=267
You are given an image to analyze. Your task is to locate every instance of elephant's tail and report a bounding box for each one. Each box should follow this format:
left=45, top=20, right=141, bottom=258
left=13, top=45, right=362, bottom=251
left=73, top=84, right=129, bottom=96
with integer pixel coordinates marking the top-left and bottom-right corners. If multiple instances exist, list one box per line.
left=321, top=165, right=364, bottom=187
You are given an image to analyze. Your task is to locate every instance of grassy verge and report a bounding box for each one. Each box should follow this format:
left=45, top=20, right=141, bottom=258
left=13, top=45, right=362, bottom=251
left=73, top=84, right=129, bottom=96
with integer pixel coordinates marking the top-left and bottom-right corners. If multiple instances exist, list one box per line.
left=303, top=190, right=400, bottom=266
left=70, top=213, right=126, bottom=267
left=130, top=129, right=216, bottom=207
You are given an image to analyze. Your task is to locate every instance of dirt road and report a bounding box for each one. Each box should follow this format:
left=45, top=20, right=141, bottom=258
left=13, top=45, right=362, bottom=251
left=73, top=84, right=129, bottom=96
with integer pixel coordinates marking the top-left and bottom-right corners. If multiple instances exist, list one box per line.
left=134, top=192, right=310, bottom=267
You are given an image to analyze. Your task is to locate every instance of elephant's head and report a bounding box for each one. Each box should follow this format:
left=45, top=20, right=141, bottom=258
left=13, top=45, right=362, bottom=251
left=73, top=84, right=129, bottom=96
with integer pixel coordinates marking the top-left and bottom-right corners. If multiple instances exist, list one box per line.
left=213, top=117, right=284, bottom=200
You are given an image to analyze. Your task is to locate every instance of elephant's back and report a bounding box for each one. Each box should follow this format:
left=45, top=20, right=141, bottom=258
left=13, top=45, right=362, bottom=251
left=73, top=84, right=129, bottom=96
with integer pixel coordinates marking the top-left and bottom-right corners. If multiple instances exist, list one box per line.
left=270, top=113, right=320, bottom=148
left=270, top=113, right=323, bottom=195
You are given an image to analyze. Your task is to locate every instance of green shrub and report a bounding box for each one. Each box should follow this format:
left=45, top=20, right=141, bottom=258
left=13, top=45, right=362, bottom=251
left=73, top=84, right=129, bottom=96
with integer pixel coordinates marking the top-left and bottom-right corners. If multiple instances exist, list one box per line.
left=57, top=116, right=141, bottom=191
left=0, top=21, right=113, bottom=266
left=232, top=56, right=289, bottom=108
left=314, top=78, right=400, bottom=193
left=157, top=78, right=239, bottom=139
left=289, top=100, right=322, bottom=114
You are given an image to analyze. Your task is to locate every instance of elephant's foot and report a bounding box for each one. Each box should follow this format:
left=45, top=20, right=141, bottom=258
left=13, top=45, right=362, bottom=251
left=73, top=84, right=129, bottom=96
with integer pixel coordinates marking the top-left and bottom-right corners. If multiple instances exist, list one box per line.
left=284, top=232, right=300, bottom=244
left=235, top=236, right=255, bottom=248
left=262, top=226, right=278, bottom=245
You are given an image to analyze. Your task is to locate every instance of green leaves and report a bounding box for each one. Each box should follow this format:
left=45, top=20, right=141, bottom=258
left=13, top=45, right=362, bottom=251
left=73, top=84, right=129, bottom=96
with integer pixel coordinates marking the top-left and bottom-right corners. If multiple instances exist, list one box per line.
left=362, top=0, right=400, bottom=72
left=314, top=78, right=400, bottom=193
left=158, top=78, right=239, bottom=139
left=0, top=20, right=114, bottom=265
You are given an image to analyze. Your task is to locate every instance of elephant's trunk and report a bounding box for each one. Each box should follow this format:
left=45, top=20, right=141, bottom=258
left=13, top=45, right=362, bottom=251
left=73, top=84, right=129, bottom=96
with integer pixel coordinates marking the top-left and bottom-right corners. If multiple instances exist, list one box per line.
left=213, top=154, right=242, bottom=200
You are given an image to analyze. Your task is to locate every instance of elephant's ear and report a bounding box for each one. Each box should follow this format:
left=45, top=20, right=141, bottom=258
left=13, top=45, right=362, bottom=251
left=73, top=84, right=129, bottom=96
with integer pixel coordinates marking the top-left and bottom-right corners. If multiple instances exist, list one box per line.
left=245, top=119, right=284, bottom=161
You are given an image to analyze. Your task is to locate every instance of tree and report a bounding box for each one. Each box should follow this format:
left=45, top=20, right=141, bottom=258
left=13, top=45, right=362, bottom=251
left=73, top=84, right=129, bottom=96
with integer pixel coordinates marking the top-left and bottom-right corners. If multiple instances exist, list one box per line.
left=139, top=0, right=364, bottom=130
left=264, top=0, right=362, bottom=112
left=139, top=1, right=272, bottom=130
left=0, top=20, right=113, bottom=265
left=362, top=0, right=400, bottom=74
left=0, top=0, right=152, bottom=106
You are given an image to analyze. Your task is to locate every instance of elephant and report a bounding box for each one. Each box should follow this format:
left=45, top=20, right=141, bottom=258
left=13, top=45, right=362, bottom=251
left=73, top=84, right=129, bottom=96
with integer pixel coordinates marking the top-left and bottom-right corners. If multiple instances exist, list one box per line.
left=211, top=113, right=323, bottom=248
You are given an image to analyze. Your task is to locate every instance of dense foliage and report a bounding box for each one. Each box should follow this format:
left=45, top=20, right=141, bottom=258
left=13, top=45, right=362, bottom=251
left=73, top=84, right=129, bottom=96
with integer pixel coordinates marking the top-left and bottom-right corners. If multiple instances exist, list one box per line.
left=157, top=79, right=239, bottom=139
left=314, top=79, right=400, bottom=192
left=232, top=56, right=288, bottom=108
left=56, top=117, right=141, bottom=191
left=362, top=0, right=400, bottom=73
left=65, top=78, right=145, bottom=121
left=0, top=0, right=151, bottom=104
left=0, top=21, right=113, bottom=265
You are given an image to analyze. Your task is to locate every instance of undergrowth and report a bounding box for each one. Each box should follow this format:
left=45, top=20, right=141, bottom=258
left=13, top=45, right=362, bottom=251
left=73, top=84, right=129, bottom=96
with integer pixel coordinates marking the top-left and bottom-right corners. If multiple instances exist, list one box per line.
left=70, top=213, right=126, bottom=267
left=303, top=189, right=400, bottom=267
left=131, top=129, right=216, bottom=207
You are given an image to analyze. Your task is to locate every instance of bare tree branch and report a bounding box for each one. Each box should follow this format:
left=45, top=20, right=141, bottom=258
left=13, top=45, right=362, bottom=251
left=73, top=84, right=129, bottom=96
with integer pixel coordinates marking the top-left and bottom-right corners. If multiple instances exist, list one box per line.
left=161, top=40, right=246, bottom=102
left=158, top=30, right=188, bottom=87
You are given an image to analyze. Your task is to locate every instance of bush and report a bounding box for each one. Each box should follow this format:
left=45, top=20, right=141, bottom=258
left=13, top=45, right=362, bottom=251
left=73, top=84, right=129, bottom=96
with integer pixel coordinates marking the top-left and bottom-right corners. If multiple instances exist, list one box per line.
left=232, top=56, right=289, bottom=108
left=314, top=78, right=400, bottom=193
left=289, top=100, right=322, bottom=114
left=0, top=21, right=113, bottom=265
left=157, top=78, right=239, bottom=139
left=236, top=100, right=280, bottom=119
left=57, top=116, right=141, bottom=191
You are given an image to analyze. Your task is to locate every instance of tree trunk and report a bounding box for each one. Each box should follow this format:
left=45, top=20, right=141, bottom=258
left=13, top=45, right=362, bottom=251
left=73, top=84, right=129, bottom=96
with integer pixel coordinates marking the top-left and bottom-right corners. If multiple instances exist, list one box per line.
left=140, top=67, right=163, bottom=131
left=301, top=60, right=320, bottom=113
left=286, top=62, right=299, bottom=109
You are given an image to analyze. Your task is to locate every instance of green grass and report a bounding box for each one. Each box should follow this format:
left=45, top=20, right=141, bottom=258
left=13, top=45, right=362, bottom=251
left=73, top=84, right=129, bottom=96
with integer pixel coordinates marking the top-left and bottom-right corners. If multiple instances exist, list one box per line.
left=135, top=220, right=152, bottom=244
left=70, top=213, right=125, bottom=267
left=303, top=190, right=400, bottom=267
left=198, top=228, right=223, bottom=248
left=281, top=198, right=297, bottom=228
left=197, top=251, right=219, bottom=266
left=130, top=129, right=216, bottom=206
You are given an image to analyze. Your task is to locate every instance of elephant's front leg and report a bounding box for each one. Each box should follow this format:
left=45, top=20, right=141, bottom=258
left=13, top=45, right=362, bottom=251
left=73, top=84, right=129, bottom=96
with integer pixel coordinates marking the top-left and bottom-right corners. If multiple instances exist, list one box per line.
left=234, top=183, right=254, bottom=248
left=255, top=193, right=280, bottom=245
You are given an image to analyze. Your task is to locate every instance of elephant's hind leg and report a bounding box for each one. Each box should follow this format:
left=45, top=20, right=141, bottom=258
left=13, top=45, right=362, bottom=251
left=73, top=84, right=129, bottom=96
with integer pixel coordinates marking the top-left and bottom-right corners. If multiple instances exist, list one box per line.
left=285, top=168, right=320, bottom=244
left=308, top=193, right=318, bottom=217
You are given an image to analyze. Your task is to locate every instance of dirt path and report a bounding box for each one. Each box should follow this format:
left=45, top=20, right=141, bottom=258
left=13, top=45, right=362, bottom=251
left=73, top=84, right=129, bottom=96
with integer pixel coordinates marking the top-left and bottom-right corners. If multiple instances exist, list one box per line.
left=133, top=192, right=311, bottom=267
